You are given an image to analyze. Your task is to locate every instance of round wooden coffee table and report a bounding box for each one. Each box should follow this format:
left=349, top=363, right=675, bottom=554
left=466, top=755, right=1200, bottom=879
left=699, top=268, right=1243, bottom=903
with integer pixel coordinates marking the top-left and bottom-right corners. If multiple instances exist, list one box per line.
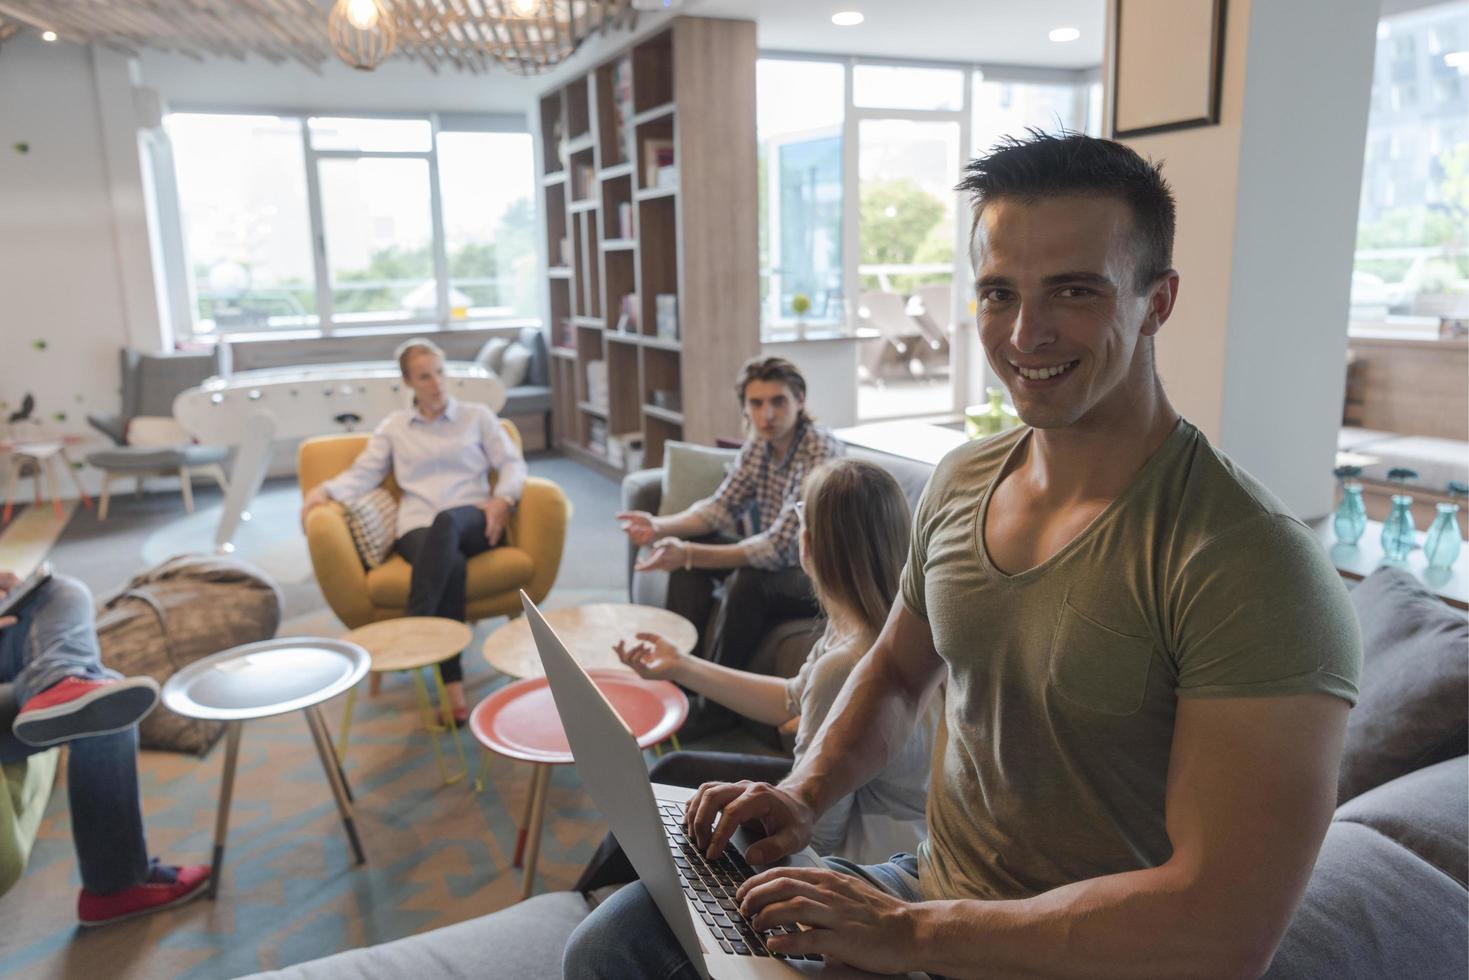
left=481, top=603, right=698, bottom=679
left=340, top=617, right=473, bottom=785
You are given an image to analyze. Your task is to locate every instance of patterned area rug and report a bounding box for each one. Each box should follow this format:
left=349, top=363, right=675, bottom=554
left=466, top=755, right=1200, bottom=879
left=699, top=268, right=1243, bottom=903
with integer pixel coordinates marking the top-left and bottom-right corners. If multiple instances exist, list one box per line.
left=0, top=456, right=678, bottom=978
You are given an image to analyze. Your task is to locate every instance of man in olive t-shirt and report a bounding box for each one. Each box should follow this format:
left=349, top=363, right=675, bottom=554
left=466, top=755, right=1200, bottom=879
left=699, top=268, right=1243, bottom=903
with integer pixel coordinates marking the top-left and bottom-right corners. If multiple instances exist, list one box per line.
left=565, top=133, right=1362, bottom=980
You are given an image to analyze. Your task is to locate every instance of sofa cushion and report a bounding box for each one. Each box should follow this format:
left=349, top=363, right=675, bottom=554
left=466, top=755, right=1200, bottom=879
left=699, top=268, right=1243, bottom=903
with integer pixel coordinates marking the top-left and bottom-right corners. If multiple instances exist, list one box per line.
left=237, top=890, right=591, bottom=980
left=473, top=336, right=510, bottom=374
left=505, top=385, right=552, bottom=416
left=1335, top=756, right=1468, bottom=887
left=658, top=442, right=736, bottom=517
left=365, top=548, right=535, bottom=606
left=1338, top=567, right=1468, bottom=803
left=1265, top=821, right=1468, bottom=979
left=500, top=342, right=533, bottom=389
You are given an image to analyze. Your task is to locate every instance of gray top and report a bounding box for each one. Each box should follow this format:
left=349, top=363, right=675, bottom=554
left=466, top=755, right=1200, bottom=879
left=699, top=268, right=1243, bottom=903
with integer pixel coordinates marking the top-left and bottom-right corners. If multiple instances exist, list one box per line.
left=785, top=624, right=937, bottom=865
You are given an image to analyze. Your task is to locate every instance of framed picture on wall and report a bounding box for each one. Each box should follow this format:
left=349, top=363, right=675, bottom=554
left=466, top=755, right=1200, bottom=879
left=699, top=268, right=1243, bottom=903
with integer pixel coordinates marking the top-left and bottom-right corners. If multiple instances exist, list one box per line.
left=1112, top=0, right=1228, bottom=138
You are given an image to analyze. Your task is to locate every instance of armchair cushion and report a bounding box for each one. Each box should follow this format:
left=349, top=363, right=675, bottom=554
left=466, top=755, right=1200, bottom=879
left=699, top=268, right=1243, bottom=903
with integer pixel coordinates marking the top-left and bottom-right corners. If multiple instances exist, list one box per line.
left=658, top=442, right=736, bottom=517
left=365, top=548, right=536, bottom=607
left=341, top=488, right=398, bottom=569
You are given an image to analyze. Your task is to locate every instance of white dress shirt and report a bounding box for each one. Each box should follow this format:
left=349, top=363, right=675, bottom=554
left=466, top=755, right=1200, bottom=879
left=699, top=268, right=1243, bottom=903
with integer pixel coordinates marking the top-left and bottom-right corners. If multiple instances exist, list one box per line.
left=322, top=398, right=528, bottom=540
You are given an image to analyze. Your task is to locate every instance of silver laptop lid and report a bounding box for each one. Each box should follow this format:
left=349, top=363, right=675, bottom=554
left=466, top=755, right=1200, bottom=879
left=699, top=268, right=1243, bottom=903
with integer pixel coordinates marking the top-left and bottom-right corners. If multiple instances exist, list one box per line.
left=519, top=592, right=709, bottom=978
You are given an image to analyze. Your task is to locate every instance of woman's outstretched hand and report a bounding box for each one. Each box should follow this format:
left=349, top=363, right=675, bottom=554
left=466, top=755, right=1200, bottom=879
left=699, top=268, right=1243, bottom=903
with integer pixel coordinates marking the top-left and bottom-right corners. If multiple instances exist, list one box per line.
left=614, top=631, right=685, bottom=682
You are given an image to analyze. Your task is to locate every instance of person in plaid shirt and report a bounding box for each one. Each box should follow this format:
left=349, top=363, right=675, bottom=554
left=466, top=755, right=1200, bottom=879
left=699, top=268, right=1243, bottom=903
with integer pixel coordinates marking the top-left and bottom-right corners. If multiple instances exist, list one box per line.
left=618, top=357, right=842, bottom=734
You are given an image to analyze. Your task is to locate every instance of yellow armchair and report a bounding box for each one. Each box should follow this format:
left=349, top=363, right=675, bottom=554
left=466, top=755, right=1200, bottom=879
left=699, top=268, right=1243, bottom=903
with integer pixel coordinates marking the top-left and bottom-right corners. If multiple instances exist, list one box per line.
left=298, top=422, right=570, bottom=631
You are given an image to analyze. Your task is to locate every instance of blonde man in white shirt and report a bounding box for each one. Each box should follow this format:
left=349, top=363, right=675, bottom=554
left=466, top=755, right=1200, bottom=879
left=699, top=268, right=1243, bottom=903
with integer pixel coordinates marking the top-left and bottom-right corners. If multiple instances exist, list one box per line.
left=300, top=338, right=527, bottom=722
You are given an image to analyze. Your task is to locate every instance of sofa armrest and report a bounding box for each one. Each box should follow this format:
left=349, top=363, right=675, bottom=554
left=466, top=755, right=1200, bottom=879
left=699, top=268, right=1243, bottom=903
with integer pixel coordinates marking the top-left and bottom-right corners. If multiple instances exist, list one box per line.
left=512, top=476, right=571, bottom=605
left=305, top=504, right=375, bottom=630
left=621, top=468, right=664, bottom=597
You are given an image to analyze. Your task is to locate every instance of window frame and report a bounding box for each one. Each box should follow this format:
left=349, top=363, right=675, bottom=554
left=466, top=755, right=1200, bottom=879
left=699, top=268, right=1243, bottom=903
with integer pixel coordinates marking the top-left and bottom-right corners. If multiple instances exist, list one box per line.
left=159, top=106, right=539, bottom=343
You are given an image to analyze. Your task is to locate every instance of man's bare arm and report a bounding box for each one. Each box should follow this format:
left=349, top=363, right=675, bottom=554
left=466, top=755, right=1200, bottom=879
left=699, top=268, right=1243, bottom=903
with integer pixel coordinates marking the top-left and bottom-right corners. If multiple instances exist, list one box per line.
left=751, top=693, right=1347, bottom=978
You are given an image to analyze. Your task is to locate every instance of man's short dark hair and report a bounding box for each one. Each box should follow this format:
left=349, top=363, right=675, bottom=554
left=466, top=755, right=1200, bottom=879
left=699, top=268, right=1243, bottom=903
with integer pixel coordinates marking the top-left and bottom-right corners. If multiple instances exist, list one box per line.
left=958, top=130, right=1176, bottom=291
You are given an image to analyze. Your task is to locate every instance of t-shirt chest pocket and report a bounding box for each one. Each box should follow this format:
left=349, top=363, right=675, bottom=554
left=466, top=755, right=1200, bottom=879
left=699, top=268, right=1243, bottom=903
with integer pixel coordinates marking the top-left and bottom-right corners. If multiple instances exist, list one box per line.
left=1049, top=599, right=1156, bottom=717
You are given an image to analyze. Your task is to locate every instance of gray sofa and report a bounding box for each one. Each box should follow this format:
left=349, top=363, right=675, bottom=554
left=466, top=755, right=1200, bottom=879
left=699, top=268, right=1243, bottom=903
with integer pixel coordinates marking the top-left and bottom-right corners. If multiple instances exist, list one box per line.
left=240, top=561, right=1469, bottom=980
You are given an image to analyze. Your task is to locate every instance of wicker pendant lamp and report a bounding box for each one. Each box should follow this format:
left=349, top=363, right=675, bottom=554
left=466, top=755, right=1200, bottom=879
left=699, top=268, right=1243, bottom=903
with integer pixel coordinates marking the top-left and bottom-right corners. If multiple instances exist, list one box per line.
left=488, top=0, right=579, bottom=75
left=328, top=0, right=397, bottom=71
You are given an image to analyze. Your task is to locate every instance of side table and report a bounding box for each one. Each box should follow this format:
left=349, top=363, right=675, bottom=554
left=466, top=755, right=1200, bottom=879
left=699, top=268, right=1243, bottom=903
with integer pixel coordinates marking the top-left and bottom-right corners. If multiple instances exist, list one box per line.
left=340, top=617, right=473, bottom=785
left=469, top=670, right=687, bottom=899
left=482, top=602, right=698, bottom=679
left=161, top=637, right=370, bottom=897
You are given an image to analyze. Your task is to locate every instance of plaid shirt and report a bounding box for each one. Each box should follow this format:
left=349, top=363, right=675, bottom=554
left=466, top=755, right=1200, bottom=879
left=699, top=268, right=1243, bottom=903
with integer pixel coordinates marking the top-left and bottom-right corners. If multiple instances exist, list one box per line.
left=690, top=419, right=844, bottom=570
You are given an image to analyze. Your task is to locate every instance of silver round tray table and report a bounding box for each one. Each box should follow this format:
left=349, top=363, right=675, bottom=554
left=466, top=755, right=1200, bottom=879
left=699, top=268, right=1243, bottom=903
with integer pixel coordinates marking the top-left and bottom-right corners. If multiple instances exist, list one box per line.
left=162, top=637, right=371, bottom=897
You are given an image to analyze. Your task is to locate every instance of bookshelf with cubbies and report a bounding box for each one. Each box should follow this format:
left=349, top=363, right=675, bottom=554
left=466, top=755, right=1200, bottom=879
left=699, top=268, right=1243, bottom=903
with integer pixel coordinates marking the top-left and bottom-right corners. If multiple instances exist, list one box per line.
left=536, top=17, right=758, bottom=474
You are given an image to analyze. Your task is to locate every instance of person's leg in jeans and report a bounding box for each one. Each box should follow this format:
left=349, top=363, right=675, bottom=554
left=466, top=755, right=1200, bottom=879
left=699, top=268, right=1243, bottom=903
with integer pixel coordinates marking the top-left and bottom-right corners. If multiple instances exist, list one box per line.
left=703, top=565, right=820, bottom=674
left=393, top=506, right=491, bottom=703
left=0, top=574, right=209, bottom=921
left=660, top=535, right=728, bottom=661
left=573, top=751, right=793, bottom=893
left=563, top=853, right=927, bottom=980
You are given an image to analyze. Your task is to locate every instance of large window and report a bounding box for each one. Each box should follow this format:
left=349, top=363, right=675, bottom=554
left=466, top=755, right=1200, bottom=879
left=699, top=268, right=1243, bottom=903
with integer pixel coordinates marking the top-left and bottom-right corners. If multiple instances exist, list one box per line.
left=166, top=112, right=538, bottom=339
left=1352, top=1, right=1468, bottom=331
left=755, top=58, right=1095, bottom=421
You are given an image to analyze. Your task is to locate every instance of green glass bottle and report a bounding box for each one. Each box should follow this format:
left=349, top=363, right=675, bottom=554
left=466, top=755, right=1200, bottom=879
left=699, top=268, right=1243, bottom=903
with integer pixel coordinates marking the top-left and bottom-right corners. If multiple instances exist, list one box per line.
left=965, top=388, right=1020, bottom=440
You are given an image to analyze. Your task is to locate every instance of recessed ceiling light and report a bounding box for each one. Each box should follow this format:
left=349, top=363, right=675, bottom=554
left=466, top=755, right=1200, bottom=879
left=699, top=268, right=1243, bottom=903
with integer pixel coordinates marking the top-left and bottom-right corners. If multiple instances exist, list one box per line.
left=1049, top=27, right=1080, bottom=43
left=832, top=11, right=864, bottom=27
left=41, top=30, right=57, bottom=42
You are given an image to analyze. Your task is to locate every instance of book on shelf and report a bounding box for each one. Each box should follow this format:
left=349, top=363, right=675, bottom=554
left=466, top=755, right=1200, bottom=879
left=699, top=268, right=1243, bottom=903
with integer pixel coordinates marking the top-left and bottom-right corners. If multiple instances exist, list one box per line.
left=615, top=202, right=633, bottom=239
left=588, top=418, right=609, bottom=455
left=607, top=430, right=643, bottom=471
left=556, top=318, right=575, bottom=349
left=612, top=59, right=633, bottom=159
left=615, top=292, right=638, bottom=333
left=641, top=138, right=674, bottom=188
left=655, top=165, right=679, bottom=190
left=655, top=293, right=679, bottom=340
left=574, top=163, right=596, bottom=200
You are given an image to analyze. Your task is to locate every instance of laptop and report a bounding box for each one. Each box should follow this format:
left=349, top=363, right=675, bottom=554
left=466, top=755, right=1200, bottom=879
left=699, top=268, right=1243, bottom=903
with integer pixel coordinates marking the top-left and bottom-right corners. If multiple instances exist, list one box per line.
left=520, top=593, right=911, bottom=980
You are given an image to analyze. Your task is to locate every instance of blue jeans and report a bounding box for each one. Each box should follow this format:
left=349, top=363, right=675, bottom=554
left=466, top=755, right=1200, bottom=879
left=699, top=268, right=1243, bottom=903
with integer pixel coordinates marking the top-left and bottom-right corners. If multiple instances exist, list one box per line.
left=0, top=576, right=151, bottom=894
left=562, top=853, right=925, bottom=980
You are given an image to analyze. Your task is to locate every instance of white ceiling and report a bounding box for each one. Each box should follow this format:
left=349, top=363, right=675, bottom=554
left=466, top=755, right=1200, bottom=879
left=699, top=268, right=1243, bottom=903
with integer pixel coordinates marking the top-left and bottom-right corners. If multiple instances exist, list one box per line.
left=685, top=0, right=1105, bottom=70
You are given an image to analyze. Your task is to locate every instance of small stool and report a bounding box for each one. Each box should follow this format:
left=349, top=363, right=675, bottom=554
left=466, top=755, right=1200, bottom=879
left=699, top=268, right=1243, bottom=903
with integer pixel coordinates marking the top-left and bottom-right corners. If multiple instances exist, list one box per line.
left=161, top=637, right=370, bottom=898
left=470, top=670, right=687, bottom=899
left=339, top=617, right=473, bottom=786
left=2, top=437, right=93, bottom=523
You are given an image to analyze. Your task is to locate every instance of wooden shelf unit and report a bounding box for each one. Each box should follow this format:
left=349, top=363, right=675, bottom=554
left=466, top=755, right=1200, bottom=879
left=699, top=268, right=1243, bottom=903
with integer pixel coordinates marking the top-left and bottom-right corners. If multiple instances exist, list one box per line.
left=535, top=17, right=758, bottom=471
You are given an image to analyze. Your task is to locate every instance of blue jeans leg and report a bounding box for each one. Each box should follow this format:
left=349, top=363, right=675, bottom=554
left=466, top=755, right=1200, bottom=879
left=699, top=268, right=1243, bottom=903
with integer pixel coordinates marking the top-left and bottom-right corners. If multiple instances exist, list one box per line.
left=0, top=575, right=149, bottom=894
left=563, top=881, right=705, bottom=980
left=1, top=576, right=115, bottom=706
left=67, top=725, right=151, bottom=894
left=562, top=854, right=925, bottom=979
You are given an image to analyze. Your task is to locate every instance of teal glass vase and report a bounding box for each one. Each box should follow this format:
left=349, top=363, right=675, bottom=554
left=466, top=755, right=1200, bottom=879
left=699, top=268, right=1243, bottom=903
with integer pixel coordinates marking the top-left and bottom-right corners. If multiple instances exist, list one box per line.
left=1333, top=483, right=1367, bottom=546
left=1423, top=502, right=1461, bottom=570
left=1380, top=494, right=1417, bottom=562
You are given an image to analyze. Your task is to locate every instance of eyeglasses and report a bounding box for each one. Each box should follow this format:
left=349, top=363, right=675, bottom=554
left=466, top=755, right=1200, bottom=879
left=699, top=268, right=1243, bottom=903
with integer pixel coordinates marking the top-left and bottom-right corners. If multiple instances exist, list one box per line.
left=794, top=500, right=806, bottom=529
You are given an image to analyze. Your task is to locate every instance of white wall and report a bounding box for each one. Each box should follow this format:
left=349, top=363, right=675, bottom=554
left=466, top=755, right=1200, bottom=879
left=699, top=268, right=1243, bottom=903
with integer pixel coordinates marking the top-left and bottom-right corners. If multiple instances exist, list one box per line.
left=1117, top=0, right=1377, bottom=519
left=0, top=37, right=138, bottom=493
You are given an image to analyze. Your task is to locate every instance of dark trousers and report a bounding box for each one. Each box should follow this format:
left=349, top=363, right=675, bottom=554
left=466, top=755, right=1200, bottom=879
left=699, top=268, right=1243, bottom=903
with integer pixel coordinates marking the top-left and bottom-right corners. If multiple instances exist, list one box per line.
left=664, top=546, right=819, bottom=671
left=572, top=750, right=794, bottom=893
left=394, top=505, right=493, bottom=684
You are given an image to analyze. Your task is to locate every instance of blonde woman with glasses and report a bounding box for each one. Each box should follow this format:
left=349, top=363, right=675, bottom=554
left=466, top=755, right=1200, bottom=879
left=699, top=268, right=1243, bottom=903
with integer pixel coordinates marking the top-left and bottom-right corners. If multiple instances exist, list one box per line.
left=574, top=458, right=937, bottom=891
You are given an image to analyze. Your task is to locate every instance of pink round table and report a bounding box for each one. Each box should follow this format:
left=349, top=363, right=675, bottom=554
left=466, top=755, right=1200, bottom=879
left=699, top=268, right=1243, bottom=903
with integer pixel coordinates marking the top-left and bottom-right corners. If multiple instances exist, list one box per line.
left=470, top=669, right=687, bottom=898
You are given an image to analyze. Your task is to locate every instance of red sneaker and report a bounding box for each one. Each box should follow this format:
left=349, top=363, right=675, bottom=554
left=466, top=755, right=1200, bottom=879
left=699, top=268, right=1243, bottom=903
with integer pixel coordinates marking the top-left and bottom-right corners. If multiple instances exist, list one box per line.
left=78, top=863, right=212, bottom=927
left=12, top=675, right=160, bottom=747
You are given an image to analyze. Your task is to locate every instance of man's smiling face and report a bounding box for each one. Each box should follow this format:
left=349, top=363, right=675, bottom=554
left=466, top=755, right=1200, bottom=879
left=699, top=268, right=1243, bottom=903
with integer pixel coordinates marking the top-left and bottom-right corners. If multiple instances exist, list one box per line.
left=973, top=195, right=1167, bottom=431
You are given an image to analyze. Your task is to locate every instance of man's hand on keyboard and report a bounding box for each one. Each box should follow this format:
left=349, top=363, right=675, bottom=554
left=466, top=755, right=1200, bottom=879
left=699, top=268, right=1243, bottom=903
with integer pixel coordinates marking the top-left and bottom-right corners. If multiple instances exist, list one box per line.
left=684, top=779, right=815, bottom=866
left=736, top=865, right=920, bottom=973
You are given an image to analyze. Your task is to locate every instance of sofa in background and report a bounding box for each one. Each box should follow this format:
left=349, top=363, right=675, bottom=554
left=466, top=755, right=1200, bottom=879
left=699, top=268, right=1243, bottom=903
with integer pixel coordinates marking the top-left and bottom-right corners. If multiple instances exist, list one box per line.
left=242, top=473, right=1468, bottom=980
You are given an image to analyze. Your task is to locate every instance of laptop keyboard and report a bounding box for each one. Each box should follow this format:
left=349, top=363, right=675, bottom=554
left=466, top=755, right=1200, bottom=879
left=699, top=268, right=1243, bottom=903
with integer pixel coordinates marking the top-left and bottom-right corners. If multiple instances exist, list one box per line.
left=658, top=802, right=823, bottom=961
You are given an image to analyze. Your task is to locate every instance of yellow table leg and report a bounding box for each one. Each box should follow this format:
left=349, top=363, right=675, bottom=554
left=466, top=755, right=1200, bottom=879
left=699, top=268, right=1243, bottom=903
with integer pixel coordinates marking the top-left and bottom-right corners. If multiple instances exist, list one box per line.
left=473, top=748, right=493, bottom=793
left=336, top=683, right=360, bottom=762
left=431, top=663, right=468, bottom=785
left=670, top=733, right=682, bottom=752
left=411, top=668, right=452, bottom=784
